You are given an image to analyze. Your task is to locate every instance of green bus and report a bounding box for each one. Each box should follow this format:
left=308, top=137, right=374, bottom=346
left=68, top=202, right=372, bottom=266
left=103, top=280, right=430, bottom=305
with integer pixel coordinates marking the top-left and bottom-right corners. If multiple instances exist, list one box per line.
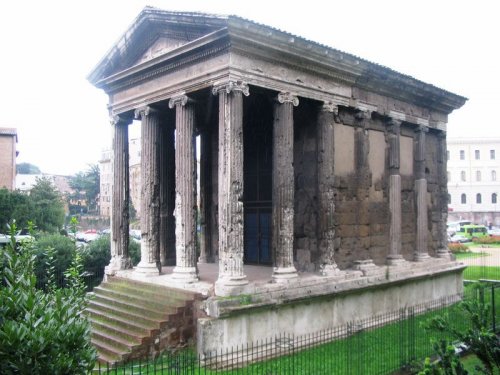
left=456, top=224, right=489, bottom=240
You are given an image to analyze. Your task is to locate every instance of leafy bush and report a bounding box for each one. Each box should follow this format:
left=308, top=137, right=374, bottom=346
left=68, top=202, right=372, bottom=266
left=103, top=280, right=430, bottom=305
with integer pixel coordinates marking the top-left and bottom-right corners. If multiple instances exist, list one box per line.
left=33, top=234, right=76, bottom=288
left=473, top=236, right=500, bottom=245
left=81, top=235, right=140, bottom=278
left=0, top=223, right=97, bottom=374
left=448, top=242, right=469, bottom=253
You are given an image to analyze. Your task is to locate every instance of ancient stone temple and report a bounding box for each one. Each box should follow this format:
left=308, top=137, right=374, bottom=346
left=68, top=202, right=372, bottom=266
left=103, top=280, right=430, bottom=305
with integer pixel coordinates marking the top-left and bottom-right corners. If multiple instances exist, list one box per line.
left=88, top=7, right=467, bottom=362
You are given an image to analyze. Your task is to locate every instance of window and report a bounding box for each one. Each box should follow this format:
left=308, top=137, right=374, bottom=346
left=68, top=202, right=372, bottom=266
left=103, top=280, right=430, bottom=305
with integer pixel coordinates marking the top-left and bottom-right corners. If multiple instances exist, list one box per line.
left=476, top=170, right=481, bottom=181
left=461, top=171, right=466, bottom=181
left=475, top=150, right=480, bottom=160
left=446, top=150, right=450, bottom=160
left=493, top=193, right=498, bottom=204
left=447, top=194, right=451, bottom=204
left=493, top=171, right=497, bottom=181
left=460, top=150, right=465, bottom=160
left=461, top=194, right=467, bottom=204
left=491, top=150, right=496, bottom=160
left=476, top=193, right=482, bottom=204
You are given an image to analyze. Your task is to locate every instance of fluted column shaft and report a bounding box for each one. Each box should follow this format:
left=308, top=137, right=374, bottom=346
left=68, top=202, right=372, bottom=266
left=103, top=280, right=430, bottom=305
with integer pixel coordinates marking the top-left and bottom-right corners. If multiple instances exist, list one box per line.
left=159, top=114, right=176, bottom=266
left=415, top=125, right=430, bottom=261
left=317, top=103, right=339, bottom=275
left=214, top=81, right=249, bottom=292
left=169, top=95, right=198, bottom=282
left=387, top=120, right=404, bottom=264
left=107, top=114, right=132, bottom=273
left=272, top=92, right=299, bottom=281
left=135, top=106, right=162, bottom=273
left=199, top=129, right=212, bottom=263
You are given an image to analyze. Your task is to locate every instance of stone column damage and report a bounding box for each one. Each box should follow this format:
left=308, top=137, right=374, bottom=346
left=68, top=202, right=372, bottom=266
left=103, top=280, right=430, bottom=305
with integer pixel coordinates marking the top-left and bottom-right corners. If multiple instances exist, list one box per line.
left=169, top=94, right=199, bottom=282
left=272, top=92, right=299, bottom=281
left=317, top=102, right=340, bottom=275
left=415, top=125, right=430, bottom=261
left=213, top=81, right=249, bottom=293
left=107, top=114, right=133, bottom=273
left=135, top=106, right=162, bottom=273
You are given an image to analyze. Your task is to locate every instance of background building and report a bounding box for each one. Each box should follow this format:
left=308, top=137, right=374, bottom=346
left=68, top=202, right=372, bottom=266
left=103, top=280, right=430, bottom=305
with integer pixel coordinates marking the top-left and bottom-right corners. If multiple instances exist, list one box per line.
left=447, top=138, right=500, bottom=226
left=0, top=128, right=18, bottom=190
left=99, top=149, right=112, bottom=217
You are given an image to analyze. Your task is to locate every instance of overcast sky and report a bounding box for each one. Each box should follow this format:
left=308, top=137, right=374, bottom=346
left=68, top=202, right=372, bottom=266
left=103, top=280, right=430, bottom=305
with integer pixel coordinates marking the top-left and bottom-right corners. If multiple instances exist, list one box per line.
left=0, top=0, right=497, bottom=176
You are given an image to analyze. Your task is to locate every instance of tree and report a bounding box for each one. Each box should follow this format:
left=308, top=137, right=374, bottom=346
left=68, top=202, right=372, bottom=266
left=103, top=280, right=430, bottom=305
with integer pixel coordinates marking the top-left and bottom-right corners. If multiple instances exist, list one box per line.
left=0, top=188, right=31, bottom=232
left=29, top=177, right=65, bottom=233
left=0, top=222, right=97, bottom=374
left=69, top=164, right=100, bottom=214
left=16, top=162, right=41, bottom=174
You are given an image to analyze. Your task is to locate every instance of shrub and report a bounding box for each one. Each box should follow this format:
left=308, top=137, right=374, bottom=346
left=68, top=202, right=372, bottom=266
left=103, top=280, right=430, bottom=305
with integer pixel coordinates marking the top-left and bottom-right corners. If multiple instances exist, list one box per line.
left=448, top=242, right=469, bottom=253
left=473, top=236, right=500, bottom=245
left=81, top=235, right=141, bottom=278
left=33, top=234, right=76, bottom=288
left=0, top=222, right=97, bottom=374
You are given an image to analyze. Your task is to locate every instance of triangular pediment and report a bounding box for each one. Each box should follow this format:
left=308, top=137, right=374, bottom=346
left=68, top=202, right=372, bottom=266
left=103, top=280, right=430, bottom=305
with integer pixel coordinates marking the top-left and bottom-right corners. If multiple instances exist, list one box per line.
left=88, top=7, right=228, bottom=84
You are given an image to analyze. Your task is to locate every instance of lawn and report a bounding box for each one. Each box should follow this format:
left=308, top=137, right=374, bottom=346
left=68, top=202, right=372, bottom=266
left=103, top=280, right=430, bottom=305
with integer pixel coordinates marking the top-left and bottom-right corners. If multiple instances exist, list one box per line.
left=463, top=266, right=500, bottom=281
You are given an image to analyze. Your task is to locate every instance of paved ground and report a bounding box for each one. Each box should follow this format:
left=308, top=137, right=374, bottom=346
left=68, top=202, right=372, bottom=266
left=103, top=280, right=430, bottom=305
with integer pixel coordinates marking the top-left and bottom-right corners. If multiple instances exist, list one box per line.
left=461, top=246, right=500, bottom=267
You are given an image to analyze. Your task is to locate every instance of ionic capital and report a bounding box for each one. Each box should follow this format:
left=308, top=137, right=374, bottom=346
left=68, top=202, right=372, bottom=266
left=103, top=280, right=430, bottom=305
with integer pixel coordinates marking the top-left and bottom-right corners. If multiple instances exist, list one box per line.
left=321, top=101, right=339, bottom=115
left=212, top=81, right=250, bottom=96
left=355, top=109, right=371, bottom=121
left=168, top=94, right=192, bottom=109
left=415, top=124, right=429, bottom=134
left=110, top=113, right=133, bottom=127
left=388, top=119, right=401, bottom=135
left=437, top=129, right=447, bottom=139
left=277, top=92, right=299, bottom=107
left=134, top=105, right=160, bottom=120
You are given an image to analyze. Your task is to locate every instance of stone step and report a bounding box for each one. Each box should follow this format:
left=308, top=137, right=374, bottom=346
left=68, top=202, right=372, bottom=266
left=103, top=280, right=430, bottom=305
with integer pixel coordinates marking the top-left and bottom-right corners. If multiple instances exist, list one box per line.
left=87, top=307, right=157, bottom=336
left=92, top=330, right=139, bottom=354
left=91, top=319, right=144, bottom=346
left=91, top=337, right=128, bottom=364
left=93, top=286, right=179, bottom=312
left=93, top=293, right=177, bottom=319
left=88, top=299, right=167, bottom=330
left=103, top=279, right=191, bottom=304
left=109, top=276, right=198, bottom=299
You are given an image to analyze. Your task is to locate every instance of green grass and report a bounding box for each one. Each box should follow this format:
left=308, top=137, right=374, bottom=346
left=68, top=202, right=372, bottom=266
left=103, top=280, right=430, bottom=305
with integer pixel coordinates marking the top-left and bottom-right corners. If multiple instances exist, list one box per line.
left=455, top=251, right=487, bottom=260
left=464, top=266, right=500, bottom=281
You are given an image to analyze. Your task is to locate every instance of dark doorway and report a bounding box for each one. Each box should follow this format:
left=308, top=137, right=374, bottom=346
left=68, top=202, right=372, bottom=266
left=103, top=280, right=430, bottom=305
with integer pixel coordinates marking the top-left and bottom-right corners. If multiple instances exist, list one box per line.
left=244, top=90, right=273, bottom=265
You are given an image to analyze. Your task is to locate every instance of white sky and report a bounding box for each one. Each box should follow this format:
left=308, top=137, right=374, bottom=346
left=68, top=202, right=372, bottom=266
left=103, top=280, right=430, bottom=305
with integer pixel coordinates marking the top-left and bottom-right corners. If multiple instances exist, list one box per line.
left=0, top=0, right=498, bottom=175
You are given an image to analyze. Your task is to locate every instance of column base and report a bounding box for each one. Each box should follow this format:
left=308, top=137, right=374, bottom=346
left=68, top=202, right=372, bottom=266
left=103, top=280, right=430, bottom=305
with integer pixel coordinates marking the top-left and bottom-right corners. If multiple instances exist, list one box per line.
left=319, top=263, right=342, bottom=277
left=134, top=260, right=161, bottom=275
left=436, top=248, right=452, bottom=260
left=105, top=256, right=133, bottom=275
left=414, top=253, right=431, bottom=262
left=172, top=266, right=199, bottom=283
left=272, top=266, right=298, bottom=282
left=386, top=255, right=407, bottom=266
left=215, top=275, right=249, bottom=296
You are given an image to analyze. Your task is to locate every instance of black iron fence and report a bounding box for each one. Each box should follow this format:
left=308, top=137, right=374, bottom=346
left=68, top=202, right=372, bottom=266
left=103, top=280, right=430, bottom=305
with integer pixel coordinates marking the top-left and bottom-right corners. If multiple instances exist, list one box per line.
left=92, top=283, right=500, bottom=375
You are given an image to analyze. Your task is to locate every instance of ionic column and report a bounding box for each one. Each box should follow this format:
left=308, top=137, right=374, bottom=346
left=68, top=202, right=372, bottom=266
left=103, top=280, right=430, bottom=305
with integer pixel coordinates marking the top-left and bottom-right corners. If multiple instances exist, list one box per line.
left=386, top=120, right=405, bottom=265
left=106, top=114, right=133, bottom=274
left=415, top=125, right=430, bottom=261
left=272, top=92, right=299, bottom=282
left=199, top=129, right=212, bottom=263
left=169, top=95, right=198, bottom=282
left=135, top=106, right=162, bottom=273
left=436, top=130, right=451, bottom=259
left=317, top=102, right=340, bottom=276
left=213, top=81, right=249, bottom=292
left=159, top=113, right=176, bottom=266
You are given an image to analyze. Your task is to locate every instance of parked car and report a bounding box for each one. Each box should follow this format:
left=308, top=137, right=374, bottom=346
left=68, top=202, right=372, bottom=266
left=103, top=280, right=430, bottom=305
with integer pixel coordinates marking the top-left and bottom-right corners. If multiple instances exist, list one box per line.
left=488, top=227, right=500, bottom=236
left=449, top=234, right=469, bottom=243
left=456, top=224, right=489, bottom=241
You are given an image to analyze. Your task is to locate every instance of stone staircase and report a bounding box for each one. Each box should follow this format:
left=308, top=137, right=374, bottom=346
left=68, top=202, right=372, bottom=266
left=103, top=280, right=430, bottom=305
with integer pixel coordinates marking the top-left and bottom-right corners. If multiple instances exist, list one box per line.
left=87, top=276, right=201, bottom=364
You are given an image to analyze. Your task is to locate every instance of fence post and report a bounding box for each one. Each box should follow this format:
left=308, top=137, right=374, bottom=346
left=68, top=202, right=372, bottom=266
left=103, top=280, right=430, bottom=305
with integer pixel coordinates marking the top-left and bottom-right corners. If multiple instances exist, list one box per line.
left=492, top=285, right=496, bottom=332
